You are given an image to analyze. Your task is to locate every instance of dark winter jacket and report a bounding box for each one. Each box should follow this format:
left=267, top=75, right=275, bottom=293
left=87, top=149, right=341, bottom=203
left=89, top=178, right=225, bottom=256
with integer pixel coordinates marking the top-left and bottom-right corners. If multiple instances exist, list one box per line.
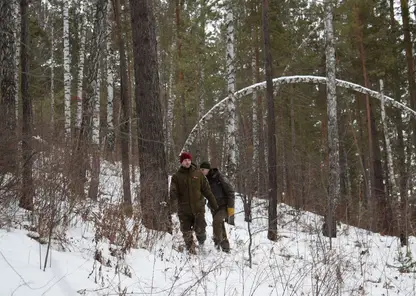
left=170, top=164, right=218, bottom=215
left=206, top=168, right=235, bottom=209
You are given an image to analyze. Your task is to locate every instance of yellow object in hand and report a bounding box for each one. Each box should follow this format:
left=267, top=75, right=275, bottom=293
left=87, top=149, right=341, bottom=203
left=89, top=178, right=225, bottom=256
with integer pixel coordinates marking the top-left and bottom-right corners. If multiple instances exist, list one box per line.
left=227, top=207, right=235, bottom=217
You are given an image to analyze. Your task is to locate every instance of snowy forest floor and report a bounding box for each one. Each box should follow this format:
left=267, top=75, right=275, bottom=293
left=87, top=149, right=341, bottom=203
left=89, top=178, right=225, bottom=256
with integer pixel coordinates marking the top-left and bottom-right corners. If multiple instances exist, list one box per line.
left=1, top=161, right=416, bottom=296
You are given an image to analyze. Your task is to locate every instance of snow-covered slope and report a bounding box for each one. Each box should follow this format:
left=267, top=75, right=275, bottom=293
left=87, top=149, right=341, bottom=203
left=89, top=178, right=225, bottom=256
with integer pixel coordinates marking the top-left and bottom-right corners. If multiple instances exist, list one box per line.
left=1, top=163, right=415, bottom=295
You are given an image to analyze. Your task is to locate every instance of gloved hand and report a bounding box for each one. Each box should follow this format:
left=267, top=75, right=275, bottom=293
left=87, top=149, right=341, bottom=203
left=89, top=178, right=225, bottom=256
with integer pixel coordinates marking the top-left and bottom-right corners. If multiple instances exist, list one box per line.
left=226, top=207, right=235, bottom=225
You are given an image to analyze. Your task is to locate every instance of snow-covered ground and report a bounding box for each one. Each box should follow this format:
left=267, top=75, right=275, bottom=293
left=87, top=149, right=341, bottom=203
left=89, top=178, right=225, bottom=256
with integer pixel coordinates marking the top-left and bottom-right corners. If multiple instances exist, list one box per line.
left=1, top=162, right=415, bottom=295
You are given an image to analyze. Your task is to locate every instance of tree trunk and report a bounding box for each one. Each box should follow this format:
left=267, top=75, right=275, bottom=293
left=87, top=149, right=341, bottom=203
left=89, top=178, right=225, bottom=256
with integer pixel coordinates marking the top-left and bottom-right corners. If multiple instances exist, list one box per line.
left=88, top=66, right=101, bottom=201
left=166, top=48, right=175, bottom=167
left=106, top=0, right=115, bottom=150
left=76, top=5, right=86, bottom=133
left=251, top=52, right=259, bottom=189
left=354, top=4, right=386, bottom=230
left=225, top=2, right=237, bottom=183
left=19, top=0, right=34, bottom=211
left=400, top=0, right=416, bottom=147
left=389, top=0, right=407, bottom=212
left=76, top=0, right=107, bottom=199
left=0, top=0, right=18, bottom=173
left=255, top=15, right=267, bottom=198
left=50, top=21, right=55, bottom=130
left=196, top=0, right=207, bottom=165
left=130, top=0, right=171, bottom=233
left=175, top=0, right=187, bottom=146
left=63, top=0, right=72, bottom=139
left=14, top=0, right=20, bottom=122
left=380, top=80, right=396, bottom=197
left=114, top=0, right=132, bottom=212
left=323, top=0, right=339, bottom=242
left=399, top=0, right=412, bottom=245
left=290, top=89, right=299, bottom=208
left=262, top=0, right=278, bottom=242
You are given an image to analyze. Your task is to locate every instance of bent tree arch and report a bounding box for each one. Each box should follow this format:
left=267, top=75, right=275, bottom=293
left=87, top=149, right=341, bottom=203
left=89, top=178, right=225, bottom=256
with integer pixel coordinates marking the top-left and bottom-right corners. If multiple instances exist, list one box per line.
left=181, top=75, right=416, bottom=153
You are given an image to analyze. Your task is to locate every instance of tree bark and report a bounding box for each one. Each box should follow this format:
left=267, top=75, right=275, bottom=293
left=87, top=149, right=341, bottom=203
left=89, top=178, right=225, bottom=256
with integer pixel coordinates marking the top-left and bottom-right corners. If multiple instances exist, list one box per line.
left=354, top=4, right=386, bottom=230
left=106, top=0, right=115, bottom=150
left=114, top=0, right=132, bottom=212
left=400, top=0, right=416, bottom=147
left=175, top=0, right=187, bottom=147
left=76, top=4, right=86, bottom=133
left=225, top=2, right=237, bottom=183
left=262, top=0, right=278, bottom=242
left=19, top=0, right=34, bottom=211
left=323, top=0, right=339, bottom=242
left=130, top=0, right=171, bottom=232
left=63, top=0, right=72, bottom=139
left=0, top=0, right=18, bottom=174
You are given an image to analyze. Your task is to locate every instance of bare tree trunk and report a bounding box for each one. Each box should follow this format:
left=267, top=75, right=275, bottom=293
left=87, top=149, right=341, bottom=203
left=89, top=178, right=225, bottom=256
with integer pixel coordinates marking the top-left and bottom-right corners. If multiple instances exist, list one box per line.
left=255, top=21, right=267, bottom=198
left=399, top=0, right=413, bottom=246
left=114, top=0, right=132, bottom=212
left=354, top=4, right=386, bottom=231
left=400, top=0, right=416, bottom=147
left=88, top=66, right=101, bottom=201
left=225, top=2, right=237, bottom=183
left=76, top=4, right=86, bottom=133
left=290, top=91, right=299, bottom=208
left=196, top=0, right=207, bottom=165
left=262, top=0, right=278, bottom=242
left=14, top=0, right=20, bottom=122
left=106, top=0, right=115, bottom=150
left=166, top=48, right=175, bottom=164
left=323, top=0, right=339, bottom=243
left=63, top=0, right=72, bottom=139
left=380, top=80, right=396, bottom=197
left=175, top=0, right=187, bottom=146
left=389, top=0, right=407, bottom=214
left=19, top=0, right=34, bottom=211
left=130, top=0, right=171, bottom=232
left=251, top=52, right=259, bottom=186
left=0, top=0, right=18, bottom=173
left=76, top=0, right=107, bottom=200
left=50, top=22, right=55, bottom=130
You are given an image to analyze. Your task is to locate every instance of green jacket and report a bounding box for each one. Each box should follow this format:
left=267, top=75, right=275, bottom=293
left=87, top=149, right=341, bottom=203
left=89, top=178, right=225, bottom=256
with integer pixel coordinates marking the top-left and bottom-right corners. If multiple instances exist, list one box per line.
left=170, top=164, right=218, bottom=215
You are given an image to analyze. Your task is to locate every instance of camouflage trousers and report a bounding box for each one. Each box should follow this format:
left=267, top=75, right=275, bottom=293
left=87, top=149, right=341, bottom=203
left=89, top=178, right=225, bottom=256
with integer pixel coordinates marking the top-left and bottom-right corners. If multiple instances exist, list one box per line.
left=211, top=206, right=230, bottom=250
left=178, top=212, right=207, bottom=251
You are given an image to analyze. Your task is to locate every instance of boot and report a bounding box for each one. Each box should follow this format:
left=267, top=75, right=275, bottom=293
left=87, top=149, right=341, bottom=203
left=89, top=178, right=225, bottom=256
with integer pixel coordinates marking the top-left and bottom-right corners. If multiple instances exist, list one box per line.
left=220, top=239, right=230, bottom=253
left=188, top=245, right=197, bottom=255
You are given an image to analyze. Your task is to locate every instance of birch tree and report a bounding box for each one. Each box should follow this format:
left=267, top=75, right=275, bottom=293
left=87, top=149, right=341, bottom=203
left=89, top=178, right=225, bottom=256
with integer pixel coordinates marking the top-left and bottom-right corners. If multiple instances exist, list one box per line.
left=88, top=0, right=108, bottom=201
left=88, top=66, right=101, bottom=201
left=130, top=0, right=171, bottom=232
left=379, top=79, right=396, bottom=197
left=76, top=2, right=86, bottom=132
left=76, top=0, right=107, bottom=199
left=225, top=2, right=237, bottom=183
left=63, top=0, right=72, bottom=139
left=166, top=46, right=175, bottom=163
left=323, top=0, right=339, bottom=242
left=106, top=0, right=115, bottom=150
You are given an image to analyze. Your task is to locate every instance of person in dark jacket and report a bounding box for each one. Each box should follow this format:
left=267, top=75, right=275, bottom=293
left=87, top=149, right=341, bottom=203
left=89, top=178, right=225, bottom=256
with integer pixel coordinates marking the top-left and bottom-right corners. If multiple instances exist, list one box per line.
left=170, top=152, right=219, bottom=255
left=200, top=161, right=235, bottom=253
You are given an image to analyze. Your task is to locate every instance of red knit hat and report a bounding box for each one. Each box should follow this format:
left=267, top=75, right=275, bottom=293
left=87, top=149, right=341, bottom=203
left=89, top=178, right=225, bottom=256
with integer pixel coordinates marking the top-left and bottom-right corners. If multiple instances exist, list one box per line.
left=180, top=152, right=192, bottom=163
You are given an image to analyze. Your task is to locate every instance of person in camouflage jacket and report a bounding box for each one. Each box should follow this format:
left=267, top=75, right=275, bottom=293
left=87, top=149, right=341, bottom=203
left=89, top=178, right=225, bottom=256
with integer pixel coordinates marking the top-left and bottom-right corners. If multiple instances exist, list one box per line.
left=170, top=152, right=218, bottom=254
left=200, top=161, right=235, bottom=253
